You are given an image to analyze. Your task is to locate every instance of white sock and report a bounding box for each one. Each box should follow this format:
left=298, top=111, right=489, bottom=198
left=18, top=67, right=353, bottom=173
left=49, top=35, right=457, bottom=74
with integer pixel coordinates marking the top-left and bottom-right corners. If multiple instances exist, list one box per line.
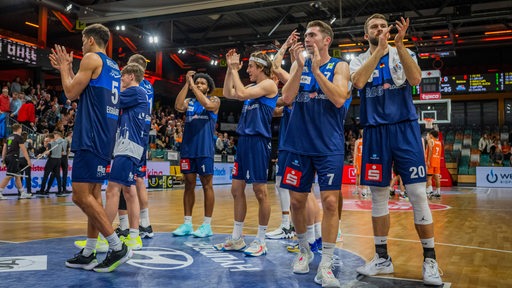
left=203, top=217, right=212, bottom=225
left=436, top=188, right=440, bottom=194
left=297, top=232, right=309, bottom=251
left=320, top=242, right=335, bottom=266
left=184, top=216, right=192, bottom=224
left=374, top=236, right=388, bottom=245
left=421, top=237, right=435, bottom=248
left=140, top=208, right=150, bottom=227
left=314, top=222, right=322, bottom=240
left=282, top=214, right=290, bottom=228
left=307, top=225, right=315, bottom=244
left=105, top=233, right=122, bottom=251
left=129, top=229, right=139, bottom=239
left=256, top=225, right=267, bottom=242
left=83, top=238, right=97, bottom=257
left=232, top=221, right=244, bottom=240
left=119, top=214, right=129, bottom=230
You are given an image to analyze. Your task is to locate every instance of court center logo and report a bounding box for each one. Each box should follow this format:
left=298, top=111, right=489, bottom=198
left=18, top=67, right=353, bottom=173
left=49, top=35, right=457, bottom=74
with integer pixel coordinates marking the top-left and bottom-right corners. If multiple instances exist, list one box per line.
left=127, top=247, right=193, bottom=270
left=486, top=169, right=498, bottom=183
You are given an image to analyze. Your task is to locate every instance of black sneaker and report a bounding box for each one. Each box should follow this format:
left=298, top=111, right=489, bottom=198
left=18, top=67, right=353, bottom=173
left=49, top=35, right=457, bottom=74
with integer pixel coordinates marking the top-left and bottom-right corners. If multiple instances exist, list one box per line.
left=93, top=243, right=133, bottom=273
left=65, top=249, right=99, bottom=270
left=115, top=226, right=129, bottom=238
left=139, top=225, right=154, bottom=238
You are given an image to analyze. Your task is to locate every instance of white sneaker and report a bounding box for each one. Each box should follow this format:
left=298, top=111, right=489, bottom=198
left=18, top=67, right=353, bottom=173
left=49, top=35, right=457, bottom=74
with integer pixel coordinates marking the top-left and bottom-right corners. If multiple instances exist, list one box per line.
left=244, top=239, right=267, bottom=257
left=0, top=194, right=7, bottom=200
left=314, top=263, right=341, bottom=287
left=423, top=258, right=443, bottom=285
left=292, top=248, right=314, bottom=274
left=356, top=253, right=394, bottom=276
left=265, top=225, right=295, bottom=239
left=19, top=192, right=32, bottom=199
left=213, top=237, right=246, bottom=252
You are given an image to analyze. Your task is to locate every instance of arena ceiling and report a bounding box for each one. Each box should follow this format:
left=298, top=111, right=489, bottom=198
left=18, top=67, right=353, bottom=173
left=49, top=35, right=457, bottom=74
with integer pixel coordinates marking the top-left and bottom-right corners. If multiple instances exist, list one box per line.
left=1, top=0, right=511, bottom=67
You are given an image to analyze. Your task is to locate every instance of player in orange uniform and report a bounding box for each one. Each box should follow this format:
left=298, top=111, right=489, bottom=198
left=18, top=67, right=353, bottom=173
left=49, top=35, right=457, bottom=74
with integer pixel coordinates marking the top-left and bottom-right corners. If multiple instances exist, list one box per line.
left=426, top=130, right=442, bottom=198
left=353, top=129, right=369, bottom=197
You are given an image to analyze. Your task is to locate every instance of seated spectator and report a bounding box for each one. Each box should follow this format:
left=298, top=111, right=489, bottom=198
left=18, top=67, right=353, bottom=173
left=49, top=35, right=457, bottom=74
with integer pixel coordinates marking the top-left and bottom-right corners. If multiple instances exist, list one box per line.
left=225, top=138, right=237, bottom=155
left=493, top=145, right=504, bottom=166
left=479, top=134, right=491, bottom=154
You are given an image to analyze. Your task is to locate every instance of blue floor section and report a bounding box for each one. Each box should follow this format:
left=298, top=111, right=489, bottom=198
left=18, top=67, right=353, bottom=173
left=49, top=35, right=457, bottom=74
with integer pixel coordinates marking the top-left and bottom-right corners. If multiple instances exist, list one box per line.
left=0, top=234, right=442, bottom=287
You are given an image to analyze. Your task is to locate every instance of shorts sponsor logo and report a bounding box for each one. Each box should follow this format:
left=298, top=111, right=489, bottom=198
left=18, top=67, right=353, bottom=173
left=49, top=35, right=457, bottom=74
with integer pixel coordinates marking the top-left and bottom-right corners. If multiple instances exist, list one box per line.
left=283, top=167, right=301, bottom=187
left=365, top=164, right=382, bottom=182
left=180, top=159, right=190, bottom=171
left=232, top=162, right=239, bottom=176
left=97, top=165, right=106, bottom=177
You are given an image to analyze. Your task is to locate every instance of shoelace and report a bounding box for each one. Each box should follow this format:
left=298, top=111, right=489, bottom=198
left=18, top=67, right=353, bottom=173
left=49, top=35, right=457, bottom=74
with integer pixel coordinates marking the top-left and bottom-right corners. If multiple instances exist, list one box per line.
left=426, top=261, right=444, bottom=277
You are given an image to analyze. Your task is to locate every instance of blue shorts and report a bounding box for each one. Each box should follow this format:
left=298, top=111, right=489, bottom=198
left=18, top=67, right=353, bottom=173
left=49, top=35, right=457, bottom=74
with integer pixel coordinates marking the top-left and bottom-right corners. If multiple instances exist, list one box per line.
left=72, top=150, right=110, bottom=183
left=109, top=156, right=137, bottom=187
left=135, top=153, right=147, bottom=178
left=232, top=135, right=271, bottom=184
left=276, top=151, right=287, bottom=177
left=180, top=157, right=214, bottom=175
left=361, top=120, right=426, bottom=187
left=280, top=152, right=344, bottom=192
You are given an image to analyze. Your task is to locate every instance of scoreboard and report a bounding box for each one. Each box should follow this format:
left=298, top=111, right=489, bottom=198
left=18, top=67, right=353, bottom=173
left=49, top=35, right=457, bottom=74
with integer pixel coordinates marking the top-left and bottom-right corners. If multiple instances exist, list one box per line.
left=440, top=72, right=512, bottom=94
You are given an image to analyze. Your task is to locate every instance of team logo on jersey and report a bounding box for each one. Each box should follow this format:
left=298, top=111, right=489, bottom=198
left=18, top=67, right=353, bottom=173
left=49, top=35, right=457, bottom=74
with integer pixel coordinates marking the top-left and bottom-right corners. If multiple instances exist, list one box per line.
left=283, top=167, right=301, bottom=188
left=232, top=162, right=239, bottom=176
left=327, top=63, right=334, bottom=69
left=379, top=62, right=385, bottom=68
left=365, top=164, right=382, bottom=182
left=180, top=159, right=190, bottom=171
left=300, top=76, right=311, bottom=85
left=371, top=70, right=379, bottom=79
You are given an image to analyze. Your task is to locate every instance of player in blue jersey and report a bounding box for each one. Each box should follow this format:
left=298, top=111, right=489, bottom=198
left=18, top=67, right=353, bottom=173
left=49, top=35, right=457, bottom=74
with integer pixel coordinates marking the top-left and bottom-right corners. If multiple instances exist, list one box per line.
left=50, top=23, right=132, bottom=272
left=213, top=50, right=278, bottom=257
left=281, top=20, right=351, bottom=287
left=349, top=14, right=442, bottom=286
left=102, top=63, right=149, bottom=252
left=172, top=70, right=219, bottom=238
left=115, top=54, right=155, bottom=239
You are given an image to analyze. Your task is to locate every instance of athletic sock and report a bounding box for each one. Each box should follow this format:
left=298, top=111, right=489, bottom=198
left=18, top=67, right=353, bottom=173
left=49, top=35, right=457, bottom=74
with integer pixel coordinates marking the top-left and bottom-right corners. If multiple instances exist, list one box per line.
left=119, top=214, right=129, bottom=230
left=375, top=236, right=389, bottom=259
left=256, top=225, right=267, bottom=242
left=129, top=229, right=139, bottom=239
left=320, top=242, right=335, bottom=266
left=105, top=233, right=122, bottom=251
left=306, top=225, right=315, bottom=244
left=282, top=214, right=290, bottom=228
left=232, top=221, right=244, bottom=240
left=313, top=222, right=322, bottom=239
left=140, top=208, right=150, bottom=227
left=203, top=217, right=212, bottom=225
left=184, top=216, right=192, bottom=225
left=421, top=237, right=436, bottom=260
left=82, top=238, right=97, bottom=257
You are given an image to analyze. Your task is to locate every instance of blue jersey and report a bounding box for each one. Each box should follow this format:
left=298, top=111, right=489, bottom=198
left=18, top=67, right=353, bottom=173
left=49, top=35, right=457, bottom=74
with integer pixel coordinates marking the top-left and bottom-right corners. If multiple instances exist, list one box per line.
left=353, top=53, right=418, bottom=127
left=113, top=86, right=149, bottom=163
left=180, top=98, right=218, bottom=158
left=140, top=79, right=154, bottom=114
left=236, top=94, right=278, bottom=139
left=277, top=106, right=292, bottom=151
left=71, top=52, right=120, bottom=160
left=282, top=57, right=347, bottom=156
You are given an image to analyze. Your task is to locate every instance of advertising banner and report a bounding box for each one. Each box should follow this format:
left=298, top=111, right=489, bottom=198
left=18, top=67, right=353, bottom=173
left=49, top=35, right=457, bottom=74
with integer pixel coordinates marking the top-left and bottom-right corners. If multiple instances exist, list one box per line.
left=476, top=166, right=512, bottom=188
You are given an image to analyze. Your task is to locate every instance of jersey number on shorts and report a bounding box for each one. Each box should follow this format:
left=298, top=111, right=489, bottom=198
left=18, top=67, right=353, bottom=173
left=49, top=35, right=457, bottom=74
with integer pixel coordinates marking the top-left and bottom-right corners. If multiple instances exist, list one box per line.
left=409, top=166, right=426, bottom=178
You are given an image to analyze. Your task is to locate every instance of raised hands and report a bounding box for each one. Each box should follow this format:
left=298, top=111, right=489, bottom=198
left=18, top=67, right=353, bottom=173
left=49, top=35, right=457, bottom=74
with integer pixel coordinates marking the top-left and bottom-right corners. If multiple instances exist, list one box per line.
left=394, top=17, right=410, bottom=46
left=49, top=44, right=73, bottom=71
left=226, top=49, right=243, bottom=71
left=186, top=70, right=196, bottom=85
left=284, top=29, right=300, bottom=47
left=289, top=42, right=305, bottom=67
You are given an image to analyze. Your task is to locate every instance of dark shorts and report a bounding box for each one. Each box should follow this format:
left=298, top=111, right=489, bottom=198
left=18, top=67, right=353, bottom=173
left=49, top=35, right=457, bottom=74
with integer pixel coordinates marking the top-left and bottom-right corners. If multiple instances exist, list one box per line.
left=280, top=152, right=344, bottom=192
left=231, top=135, right=271, bottom=184
left=276, top=151, right=287, bottom=177
left=72, top=150, right=111, bottom=183
left=180, top=157, right=214, bottom=175
left=109, top=156, right=138, bottom=187
left=361, top=120, right=426, bottom=187
left=5, top=155, right=20, bottom=176
left=135, top=154, right=147, bottom=178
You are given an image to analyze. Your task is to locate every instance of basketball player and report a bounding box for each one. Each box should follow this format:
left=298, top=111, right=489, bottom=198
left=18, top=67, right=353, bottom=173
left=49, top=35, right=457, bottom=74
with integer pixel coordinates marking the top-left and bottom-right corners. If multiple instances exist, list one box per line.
left=102, top=63, right=149, bottom=251
left=281, top=20, right=351, bottom=287
left=353, top=129, right=369, bottom=197
left=349, top=14, right=442, bottom=285
left=0, top=124, right=31, bottom=200
left=213, top=50, right=278, bottom=257
left=50, top=23, right=132, bottom=272
left=116, top=54, right=155, bottom=239
left=172, top=70, right=219, bottom=238
left=426, top=130, right=442, bottom=198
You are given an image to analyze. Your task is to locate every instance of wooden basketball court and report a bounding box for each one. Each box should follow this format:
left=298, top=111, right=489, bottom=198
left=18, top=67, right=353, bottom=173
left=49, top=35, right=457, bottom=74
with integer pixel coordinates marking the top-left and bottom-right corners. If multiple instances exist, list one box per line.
left=1, top=183, right=510, bottom=287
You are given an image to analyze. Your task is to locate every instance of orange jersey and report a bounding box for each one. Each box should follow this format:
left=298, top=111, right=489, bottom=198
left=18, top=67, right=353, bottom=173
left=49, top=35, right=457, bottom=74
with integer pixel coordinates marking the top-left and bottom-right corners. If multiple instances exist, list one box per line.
left=428, top=139, right=442, bottom=167
left=354, top=138, right=363, bottom=173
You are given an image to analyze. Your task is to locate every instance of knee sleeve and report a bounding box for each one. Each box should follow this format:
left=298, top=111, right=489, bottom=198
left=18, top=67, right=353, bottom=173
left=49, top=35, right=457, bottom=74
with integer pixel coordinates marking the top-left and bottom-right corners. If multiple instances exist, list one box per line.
left=275, top=176, right=290, bottom=212
left=406, top=182, right=433, bottom=225
left=371, top=186, right=389, bottom=217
